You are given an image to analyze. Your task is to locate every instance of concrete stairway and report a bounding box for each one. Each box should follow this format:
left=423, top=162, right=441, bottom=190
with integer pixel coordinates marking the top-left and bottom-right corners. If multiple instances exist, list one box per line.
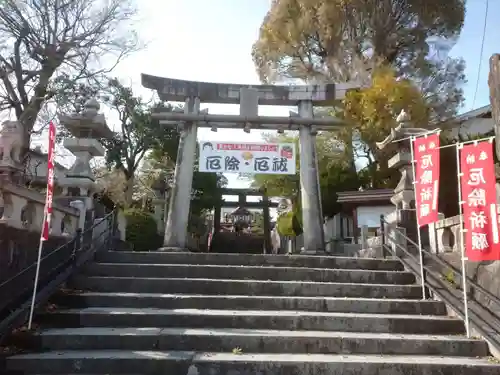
left=6, top=251, right=500, bottom=374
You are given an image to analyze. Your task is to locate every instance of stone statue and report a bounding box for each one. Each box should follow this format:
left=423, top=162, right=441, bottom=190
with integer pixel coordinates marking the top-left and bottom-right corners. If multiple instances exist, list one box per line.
left=277, top=198, right=292, bottom=215
left=376, top=110, right=428, bottom=151
left=0, top=120, right=23, bottom=166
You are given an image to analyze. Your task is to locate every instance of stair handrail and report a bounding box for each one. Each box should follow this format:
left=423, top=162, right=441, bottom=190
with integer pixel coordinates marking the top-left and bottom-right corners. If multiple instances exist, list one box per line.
left=380, top=215, right=500, bottom=352
left=0, top=209, right=117, bottom=343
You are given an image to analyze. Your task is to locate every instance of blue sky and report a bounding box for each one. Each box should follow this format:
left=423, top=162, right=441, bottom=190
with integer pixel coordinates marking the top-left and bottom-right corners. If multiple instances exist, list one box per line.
left=111, top=0, right=497, bottom=190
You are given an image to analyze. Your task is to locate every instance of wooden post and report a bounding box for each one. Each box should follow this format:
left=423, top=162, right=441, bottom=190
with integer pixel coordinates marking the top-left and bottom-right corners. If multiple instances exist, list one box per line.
left=262, top=192, right=272, bottom=254
left=488, top=54, right=500, bottom=162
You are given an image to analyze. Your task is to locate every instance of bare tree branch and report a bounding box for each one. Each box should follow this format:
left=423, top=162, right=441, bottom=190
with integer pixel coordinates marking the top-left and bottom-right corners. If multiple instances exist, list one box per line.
left=0, top=0, right=140, bottom=158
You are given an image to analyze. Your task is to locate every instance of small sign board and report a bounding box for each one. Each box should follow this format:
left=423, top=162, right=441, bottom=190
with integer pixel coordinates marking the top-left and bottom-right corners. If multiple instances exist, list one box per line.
left=198, top=141, right=296, bottom=175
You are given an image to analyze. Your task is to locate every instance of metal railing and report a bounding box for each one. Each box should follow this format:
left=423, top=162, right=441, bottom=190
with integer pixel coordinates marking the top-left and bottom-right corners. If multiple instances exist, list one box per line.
left=380, top=215, right=500, bottom=350
left=0, top=210, right=117, bottom=342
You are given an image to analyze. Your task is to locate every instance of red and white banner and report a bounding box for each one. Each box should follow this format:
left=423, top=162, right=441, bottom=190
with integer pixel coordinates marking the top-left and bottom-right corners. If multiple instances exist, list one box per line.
left=41, top=121, right=56, bottom=241
left=198, top=141, right=296, bottom=175
left=460, top=141, right=500, bottom=261
left=413, top=133, right=440, bottom=227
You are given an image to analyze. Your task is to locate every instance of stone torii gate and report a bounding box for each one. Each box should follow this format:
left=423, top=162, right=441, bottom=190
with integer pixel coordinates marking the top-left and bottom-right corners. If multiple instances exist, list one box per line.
left=141, top=74, right=360, bottom=253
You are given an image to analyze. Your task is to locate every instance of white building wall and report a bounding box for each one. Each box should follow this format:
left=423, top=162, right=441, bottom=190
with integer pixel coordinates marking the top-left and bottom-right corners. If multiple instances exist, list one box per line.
left=357, top=206, right=395, bottom=228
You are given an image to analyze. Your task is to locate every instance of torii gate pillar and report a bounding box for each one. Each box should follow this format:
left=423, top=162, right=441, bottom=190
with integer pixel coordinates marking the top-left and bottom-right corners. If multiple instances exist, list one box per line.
left=298, top=100, right=325, bottom=253
left=159, top=97, right=199, bottom=251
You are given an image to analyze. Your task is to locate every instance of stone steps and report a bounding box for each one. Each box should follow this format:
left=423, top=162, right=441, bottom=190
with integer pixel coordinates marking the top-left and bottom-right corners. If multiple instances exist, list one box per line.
left=8, top=351, right=500, bottom=374
left=36, top=327, right=488, bottom=356
left=36, top=307, right=465, bottom=334
left=51, top=292, right=448, bottom=315
left=5, top=251, right=500, bottom=374
left=67, top=275, right=425, bottom=298
left=96, top=251, right=404, bottom=270
left=82, top=262, right=416, bottom=284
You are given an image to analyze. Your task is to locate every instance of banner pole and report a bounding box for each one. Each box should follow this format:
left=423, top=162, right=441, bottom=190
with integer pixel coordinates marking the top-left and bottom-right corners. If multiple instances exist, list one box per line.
left=410, top=136, right=427, bottom=299
left=27, top=122, right=56, bottom=330
left=27, top=213, right=47, bottom=330
left=455, top=142, right=471, bottom=338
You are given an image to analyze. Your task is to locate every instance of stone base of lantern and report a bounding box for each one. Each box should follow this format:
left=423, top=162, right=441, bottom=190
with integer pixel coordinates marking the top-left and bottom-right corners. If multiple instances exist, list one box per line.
left=61, top=176, right=95, bottom=196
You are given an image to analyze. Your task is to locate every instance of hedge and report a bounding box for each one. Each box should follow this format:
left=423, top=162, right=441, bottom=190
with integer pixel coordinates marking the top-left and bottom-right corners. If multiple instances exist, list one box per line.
left=124, top=209, right=162, bottom=251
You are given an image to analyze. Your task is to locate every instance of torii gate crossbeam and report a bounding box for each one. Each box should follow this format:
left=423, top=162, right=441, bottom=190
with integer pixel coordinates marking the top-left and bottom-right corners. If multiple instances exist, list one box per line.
left=141, top=74, right=361, bottom=254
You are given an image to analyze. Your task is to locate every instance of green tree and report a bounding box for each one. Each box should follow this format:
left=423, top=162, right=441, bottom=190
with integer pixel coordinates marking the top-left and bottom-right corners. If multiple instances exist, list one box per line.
left=251, top=212, right=265, bottom=235
left=253, top=1, right=466, bottom=189
left=101, top=78, right=178, bottom=206
left=340, top=67, right=430, bottom=188
left=94, top=166, right=127, bottom=206
left=252, top=0, right=466, bottom=121
left=251, top=133, right=361, bottom=218
left=145, top=139, right=228, bottom=219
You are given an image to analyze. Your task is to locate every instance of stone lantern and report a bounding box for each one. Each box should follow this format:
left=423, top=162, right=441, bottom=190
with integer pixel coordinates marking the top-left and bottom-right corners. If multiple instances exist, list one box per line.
left=376, top=109, right=428, bottom=241
left=151, top=175, right=169, bottom=234
left=58, top=98, right=113, bottom=212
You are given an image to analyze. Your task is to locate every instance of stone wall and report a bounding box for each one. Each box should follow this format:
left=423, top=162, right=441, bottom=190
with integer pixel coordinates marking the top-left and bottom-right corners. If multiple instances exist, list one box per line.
left=1, top=182, right=80, bottom=233
left=0, top=181, right=82, bottom=284
left=0, top=224, right=69, bottom=283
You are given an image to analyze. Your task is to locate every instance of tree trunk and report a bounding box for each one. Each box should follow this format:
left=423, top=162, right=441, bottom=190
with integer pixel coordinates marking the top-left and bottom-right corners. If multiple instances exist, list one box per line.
left=124, top=175, right=135, bottom=206
left=18, top=66, right=57, bottom=166
left=489, top=54, right=500, bottom=161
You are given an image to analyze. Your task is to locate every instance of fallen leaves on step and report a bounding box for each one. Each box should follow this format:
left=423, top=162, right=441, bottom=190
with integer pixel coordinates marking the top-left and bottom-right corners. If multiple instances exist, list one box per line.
left=232, top=347, right=243, bottom=354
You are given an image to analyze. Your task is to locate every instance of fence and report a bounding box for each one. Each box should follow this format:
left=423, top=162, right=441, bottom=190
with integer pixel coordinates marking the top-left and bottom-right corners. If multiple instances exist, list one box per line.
left=380, top=215, right=500, bottom=353
left=0, top=210, right=117, bottom=342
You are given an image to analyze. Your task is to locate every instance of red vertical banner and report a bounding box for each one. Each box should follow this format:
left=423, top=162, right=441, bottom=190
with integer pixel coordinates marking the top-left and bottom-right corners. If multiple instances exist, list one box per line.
left=460, top=141, right=500, bottom=261
left=413, top=133, right=441, bottom=227
left=41, top=122, right=56, bottom=241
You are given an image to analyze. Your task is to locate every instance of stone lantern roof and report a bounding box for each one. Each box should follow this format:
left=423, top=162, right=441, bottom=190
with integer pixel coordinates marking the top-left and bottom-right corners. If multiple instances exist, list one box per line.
left=59, top=98, right=113, bottom=139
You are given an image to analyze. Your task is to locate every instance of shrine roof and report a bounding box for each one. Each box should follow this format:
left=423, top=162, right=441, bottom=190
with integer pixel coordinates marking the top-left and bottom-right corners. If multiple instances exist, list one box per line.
left=454, top=105, right=491, bottom=123
left=337, top=189, right=393, bottom=206
left=229, top=206, right=253, bottom=216
left=141, top=74, right=361, bottom=106
left=440, top=105, right=492, bottom=131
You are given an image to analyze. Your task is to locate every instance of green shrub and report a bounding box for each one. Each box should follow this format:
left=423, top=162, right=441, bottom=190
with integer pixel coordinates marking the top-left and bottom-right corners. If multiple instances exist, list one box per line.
left=124, top=209, right=161, bottom=251
left=276, top=211, right=303, bottom=237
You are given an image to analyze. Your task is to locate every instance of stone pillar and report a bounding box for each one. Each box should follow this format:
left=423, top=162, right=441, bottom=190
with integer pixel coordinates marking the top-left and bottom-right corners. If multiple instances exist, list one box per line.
left=360, top=225, right=369, bottom=249
left=152, top=198, right=164, bottom=234
left=69, top=200, right=86, bottom=231
left=214, top=203, right=221, bottom=233
left=298, top=100, right=325, bottom=253
left=428, top=212, right=445, bottom=253
left=151, top=176, right=167, bottom=234
left=262, top=193, right=271, bottom=254
left=116, top=209, right=127, bottom=241
left=489, top=55, right=500, bottom=207
left=161, top=97, right=200, bottom=251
